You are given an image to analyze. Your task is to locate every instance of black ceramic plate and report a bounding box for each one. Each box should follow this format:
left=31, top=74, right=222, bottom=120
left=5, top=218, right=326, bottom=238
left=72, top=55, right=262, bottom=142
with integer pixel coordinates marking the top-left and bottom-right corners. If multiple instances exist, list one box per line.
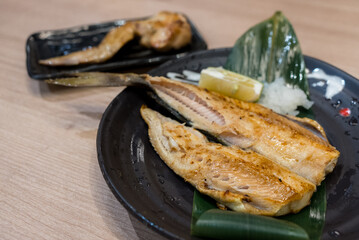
left=26, top=14, right=207, bottom=80
left=97, top=48, right=359, bottom=240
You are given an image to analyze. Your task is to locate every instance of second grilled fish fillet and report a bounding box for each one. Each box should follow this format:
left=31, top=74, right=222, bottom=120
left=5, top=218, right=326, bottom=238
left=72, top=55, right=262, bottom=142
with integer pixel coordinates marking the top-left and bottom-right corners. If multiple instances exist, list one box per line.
left=140, top=106, right=316, bottom=216
left=46, top=72, right=340, bottom=185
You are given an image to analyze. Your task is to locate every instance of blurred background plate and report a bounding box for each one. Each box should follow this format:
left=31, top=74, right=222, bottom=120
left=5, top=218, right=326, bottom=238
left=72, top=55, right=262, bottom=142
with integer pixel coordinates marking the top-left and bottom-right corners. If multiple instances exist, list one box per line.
left=97, top=48, right=359, bottom=240
left=26, top=14, right=207, bottom=80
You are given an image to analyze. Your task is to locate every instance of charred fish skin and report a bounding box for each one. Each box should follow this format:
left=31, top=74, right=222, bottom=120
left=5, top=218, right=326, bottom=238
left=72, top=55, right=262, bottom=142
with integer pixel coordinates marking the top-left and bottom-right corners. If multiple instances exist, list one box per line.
left=147, top=76, right=340, bottom=185
left=140, top=106, right=316, bottom=216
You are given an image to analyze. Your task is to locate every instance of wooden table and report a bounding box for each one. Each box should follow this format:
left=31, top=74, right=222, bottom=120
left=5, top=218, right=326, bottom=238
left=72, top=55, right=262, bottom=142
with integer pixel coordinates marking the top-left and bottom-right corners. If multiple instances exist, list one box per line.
left=1, top=0, right=358, bottom=239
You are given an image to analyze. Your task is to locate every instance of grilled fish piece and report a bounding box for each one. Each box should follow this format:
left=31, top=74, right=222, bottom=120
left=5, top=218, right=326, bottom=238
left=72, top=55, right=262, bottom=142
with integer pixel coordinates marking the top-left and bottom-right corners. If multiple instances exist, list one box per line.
left=46, top=72, right=340, bottom=185
left=39, top=11, right=192, bottom=66
left=148, top=76, right=340, bottom=186
left=141, top=106, right=316, bottom=216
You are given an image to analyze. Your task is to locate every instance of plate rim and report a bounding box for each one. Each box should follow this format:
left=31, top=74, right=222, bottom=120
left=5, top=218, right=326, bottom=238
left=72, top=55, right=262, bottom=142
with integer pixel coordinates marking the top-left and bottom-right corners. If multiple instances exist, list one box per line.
left=96, top=91, right=184, bottom=240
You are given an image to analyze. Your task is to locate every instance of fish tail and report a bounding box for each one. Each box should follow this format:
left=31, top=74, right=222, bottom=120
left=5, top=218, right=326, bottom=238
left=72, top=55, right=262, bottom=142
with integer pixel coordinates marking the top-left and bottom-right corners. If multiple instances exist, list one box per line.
left=45, top=72, right=151, bottom=88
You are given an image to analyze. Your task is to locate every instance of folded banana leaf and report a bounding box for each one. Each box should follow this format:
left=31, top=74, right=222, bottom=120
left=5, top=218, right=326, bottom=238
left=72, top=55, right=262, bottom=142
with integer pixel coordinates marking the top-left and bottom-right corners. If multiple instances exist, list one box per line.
left=191, top=11, right=326, bottom=240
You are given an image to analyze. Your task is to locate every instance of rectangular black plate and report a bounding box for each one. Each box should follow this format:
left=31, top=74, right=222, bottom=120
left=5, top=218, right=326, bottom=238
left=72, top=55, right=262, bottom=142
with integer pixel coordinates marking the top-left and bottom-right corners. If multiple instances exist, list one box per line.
left=26, top=14, right=207, bottom=80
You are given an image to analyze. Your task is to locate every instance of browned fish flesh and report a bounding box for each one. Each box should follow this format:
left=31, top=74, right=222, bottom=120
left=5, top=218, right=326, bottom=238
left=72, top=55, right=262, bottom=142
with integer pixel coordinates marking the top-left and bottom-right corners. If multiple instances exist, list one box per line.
left=140, top=106, right=316, bottom=216
left=46, top=72, right=340, bottom=185
left=147, top=76, right=339, bottom=186
left=39, top=11, right=192, bottom=66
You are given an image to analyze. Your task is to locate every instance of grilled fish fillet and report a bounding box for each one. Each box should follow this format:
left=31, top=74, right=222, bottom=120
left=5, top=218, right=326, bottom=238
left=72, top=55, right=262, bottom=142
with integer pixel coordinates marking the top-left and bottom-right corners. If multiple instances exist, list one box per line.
left=141, top=106, right=316, bottom=216
left=148, top=76, right=339, bottom=185
left=46, top=72, right=340, bottom=185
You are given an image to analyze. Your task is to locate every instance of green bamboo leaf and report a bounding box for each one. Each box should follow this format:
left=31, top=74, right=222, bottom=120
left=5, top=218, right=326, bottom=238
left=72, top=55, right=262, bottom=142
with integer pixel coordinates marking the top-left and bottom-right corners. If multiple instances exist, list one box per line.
left=191, top=185, right=326, bottom=239
left=191, top=191, right=309, bottom=240
left=224, top=11, right=309, bottom=96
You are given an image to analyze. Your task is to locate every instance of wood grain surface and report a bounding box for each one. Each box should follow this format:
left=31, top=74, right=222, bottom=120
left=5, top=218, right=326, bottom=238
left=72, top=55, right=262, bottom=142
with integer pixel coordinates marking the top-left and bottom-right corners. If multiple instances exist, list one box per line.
left=1, top=0, right=358, bottom=239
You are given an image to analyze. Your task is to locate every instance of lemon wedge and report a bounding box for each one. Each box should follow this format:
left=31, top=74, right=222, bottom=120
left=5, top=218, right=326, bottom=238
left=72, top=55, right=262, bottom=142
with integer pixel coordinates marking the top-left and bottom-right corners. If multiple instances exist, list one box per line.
left=199, top=67, right=263, bottom=102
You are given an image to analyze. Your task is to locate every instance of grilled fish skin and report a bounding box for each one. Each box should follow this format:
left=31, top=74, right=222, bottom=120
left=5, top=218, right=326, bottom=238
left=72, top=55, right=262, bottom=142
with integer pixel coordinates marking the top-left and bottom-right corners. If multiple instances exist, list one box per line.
left=39, top=11, right=192, bottom=66
left=140, top=106, right=316, bottom=216
left=46, top=72, right=340, bottom=185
